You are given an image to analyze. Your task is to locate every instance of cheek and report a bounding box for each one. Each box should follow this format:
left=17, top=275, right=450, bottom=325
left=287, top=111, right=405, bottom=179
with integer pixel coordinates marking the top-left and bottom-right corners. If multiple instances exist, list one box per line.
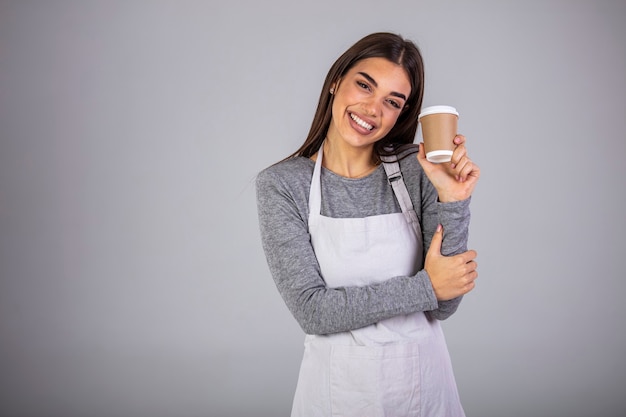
left=330, top=101, right=343, bottom=122
left=383, top=112, right=402, bottom=130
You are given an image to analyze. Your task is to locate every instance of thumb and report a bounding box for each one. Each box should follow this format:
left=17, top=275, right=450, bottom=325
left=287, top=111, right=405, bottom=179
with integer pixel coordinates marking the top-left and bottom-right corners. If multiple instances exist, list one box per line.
left=416, top=142, right=434, bottom=174
left=427, top=224, right=443, bottom=257
left=416, top=142, right=428, bottom=165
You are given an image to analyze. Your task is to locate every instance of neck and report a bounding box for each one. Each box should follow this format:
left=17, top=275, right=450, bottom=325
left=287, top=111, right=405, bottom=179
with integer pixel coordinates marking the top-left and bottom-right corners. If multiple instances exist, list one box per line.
left=320, top=138, right=378, bottom=179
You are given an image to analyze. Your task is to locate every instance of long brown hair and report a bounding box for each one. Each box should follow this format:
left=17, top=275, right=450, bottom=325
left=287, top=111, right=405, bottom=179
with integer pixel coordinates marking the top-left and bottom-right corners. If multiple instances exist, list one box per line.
left=285, top=32, right=425, bottom=161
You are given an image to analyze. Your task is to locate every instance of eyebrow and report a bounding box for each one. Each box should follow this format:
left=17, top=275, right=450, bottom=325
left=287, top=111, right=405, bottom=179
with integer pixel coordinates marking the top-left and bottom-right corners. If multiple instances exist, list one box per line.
left=357, top=71, right=407, bottom=101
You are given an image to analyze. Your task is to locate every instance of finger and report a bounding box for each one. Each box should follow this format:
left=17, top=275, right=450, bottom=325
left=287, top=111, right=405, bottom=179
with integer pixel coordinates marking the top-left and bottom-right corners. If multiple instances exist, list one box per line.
left=427, top=224, right=444, bottom=255
left=458, top=156, right=481, bottom=183
left=416, top=142, right=435, bottom=173
left=467, top=163, right=481, bottom=182
left=453, top=134, right=466, bottom=146
left=466, top=270, right=478, bottom=284
left=449, top=143, right=466, bottom=169
left=453, top=157, right=472, bottom=181
left=464, top=279, right=477, bottom=293
left=459, top=160, right=475, bottom=182
left=464, top=260, right=478, bottom=275
left=455, top=278, right=476, bottom=297
left=416, top=142, right=426, bottom=161
left=459, top=249, right=478, bottom=263
left=416, top=142, right=428, bottom=166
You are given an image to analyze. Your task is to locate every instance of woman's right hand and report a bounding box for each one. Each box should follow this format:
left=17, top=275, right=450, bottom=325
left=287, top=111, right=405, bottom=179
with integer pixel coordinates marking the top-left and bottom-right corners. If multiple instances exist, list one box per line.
left=425, top=224, right=478, bottom=301
left=417, top=137, right=480, bottom=203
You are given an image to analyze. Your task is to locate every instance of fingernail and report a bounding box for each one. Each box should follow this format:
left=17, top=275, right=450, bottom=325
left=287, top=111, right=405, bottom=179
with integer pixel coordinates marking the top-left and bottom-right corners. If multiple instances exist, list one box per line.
left=436, top=224, right=442, bottom=232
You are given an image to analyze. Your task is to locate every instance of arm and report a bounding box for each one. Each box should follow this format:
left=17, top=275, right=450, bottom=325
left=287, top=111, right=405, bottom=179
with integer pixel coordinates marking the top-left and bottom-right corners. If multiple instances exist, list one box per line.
left=418, top=135, right=479, bottom=320
left=420, top=173, right=471, bottom=320
left=256, top=167, right=438, bottom=335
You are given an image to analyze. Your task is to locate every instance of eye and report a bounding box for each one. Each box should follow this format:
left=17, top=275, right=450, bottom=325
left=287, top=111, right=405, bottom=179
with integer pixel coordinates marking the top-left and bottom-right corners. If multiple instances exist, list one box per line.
left=357, top=81, right=371, bottom=91
left=386, top=99, right=402, bottom=109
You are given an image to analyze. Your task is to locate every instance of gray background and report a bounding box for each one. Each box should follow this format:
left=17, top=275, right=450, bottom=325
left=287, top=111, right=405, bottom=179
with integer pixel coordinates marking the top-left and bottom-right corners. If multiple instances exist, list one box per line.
left=1, top=1, right=625, bottom=416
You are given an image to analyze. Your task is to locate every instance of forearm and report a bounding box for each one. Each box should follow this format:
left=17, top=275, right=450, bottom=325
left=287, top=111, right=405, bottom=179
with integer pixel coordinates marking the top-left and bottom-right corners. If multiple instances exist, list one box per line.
left=438, top=198, right=471, bottom=256
left=258, top=213, right=438, bottom=334
left=256, top=169, right=439, bottom=335
left=277, top=266, right=438, bottom=335
left=421, top=176, right=472, bottom=319
left=429, top=198, right=471, bottom=319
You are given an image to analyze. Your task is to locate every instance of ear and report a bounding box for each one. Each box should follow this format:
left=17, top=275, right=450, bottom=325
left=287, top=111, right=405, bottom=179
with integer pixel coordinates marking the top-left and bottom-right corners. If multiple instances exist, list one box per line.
left=331, top=78, right=343, bottom=94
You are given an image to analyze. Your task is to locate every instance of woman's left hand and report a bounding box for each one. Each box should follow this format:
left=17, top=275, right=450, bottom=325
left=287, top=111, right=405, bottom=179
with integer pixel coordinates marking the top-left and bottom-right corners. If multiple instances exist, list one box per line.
left=417, top=134, right=480, bottom=202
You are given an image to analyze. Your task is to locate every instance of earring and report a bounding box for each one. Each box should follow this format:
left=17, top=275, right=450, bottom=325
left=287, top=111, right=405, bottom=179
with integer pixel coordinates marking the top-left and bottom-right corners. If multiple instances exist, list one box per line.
left=329, top=87, right=335, bottom=95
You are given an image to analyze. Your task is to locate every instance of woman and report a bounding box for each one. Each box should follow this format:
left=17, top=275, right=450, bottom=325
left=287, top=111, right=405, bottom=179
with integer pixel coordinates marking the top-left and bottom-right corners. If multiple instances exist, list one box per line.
left=256, top=32, right=479, bottom=417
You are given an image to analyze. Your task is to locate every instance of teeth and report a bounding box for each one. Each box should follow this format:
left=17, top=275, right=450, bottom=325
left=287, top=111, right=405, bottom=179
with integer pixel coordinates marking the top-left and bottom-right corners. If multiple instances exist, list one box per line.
left=350, top=113, right=373, bottom=130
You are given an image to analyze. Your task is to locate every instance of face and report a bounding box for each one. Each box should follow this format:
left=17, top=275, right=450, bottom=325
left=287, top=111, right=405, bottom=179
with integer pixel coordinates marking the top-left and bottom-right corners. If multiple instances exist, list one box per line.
left=327, top=57, right=411, bottom=151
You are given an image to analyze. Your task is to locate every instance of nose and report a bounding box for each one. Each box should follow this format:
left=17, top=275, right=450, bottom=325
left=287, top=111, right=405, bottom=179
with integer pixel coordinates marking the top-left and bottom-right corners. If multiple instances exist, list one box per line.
left=362, top=97, right=381, bottom=117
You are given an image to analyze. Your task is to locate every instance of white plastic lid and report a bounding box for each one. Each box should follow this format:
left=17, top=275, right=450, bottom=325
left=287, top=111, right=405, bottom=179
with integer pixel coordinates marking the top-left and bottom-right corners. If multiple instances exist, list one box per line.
left=426, top=150, right=453, bottom=163
left=418, top=105, right=459, bottom=120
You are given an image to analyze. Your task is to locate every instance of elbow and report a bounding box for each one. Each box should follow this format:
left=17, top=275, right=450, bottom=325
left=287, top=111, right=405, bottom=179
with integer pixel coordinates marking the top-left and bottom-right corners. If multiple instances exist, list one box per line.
left=428, top=309, right=453, bottom=321
left=292, top=309, right=316, bottom=334
left=288, top=287, right=337, bottom=335
left=299, top=322, right=323, bottom=335
left=291, top=301, right=336, bottom=335
left=294, top=311, right=332, bottom=335
left=428, top=296, right=463, bottom=321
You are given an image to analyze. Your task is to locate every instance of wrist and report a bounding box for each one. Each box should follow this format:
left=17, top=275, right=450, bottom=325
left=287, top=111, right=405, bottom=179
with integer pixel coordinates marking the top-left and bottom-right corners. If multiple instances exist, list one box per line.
left=437, top=192, right=466, bottom=203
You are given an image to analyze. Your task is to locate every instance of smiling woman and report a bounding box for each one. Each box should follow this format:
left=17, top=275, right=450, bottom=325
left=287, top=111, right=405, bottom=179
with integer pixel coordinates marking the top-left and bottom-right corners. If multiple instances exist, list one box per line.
left=256, top=32, right=480, bottom=417
left=324, top=58, right=412, bottom=174
left=286, top=33, right=426, bottom=164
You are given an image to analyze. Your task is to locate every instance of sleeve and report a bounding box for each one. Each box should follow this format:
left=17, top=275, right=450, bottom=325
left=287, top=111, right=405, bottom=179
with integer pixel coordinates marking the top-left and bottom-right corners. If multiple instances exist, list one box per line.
left=255, top=168, right=439, bottom=335
left=419, top=172, right=472, bottom=320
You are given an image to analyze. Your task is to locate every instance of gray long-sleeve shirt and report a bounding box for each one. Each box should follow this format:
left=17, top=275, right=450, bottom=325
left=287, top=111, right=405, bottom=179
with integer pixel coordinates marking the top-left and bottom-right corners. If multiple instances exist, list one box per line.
left=256, top=146, right=471, bottom=335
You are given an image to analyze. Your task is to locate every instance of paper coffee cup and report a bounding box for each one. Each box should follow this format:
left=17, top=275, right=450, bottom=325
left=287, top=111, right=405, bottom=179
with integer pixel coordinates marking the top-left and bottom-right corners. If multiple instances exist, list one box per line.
left=418, top=105, right=459, bottom=163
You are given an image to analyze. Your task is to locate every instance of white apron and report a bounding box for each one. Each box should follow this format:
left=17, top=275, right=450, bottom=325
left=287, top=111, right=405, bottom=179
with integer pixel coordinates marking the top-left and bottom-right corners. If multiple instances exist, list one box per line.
left=290, top=145, right=465, bottom=417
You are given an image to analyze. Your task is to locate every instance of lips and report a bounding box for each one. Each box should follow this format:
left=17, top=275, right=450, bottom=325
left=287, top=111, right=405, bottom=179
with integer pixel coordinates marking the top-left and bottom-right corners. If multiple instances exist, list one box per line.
left=349, top=112, right=375, bottom=131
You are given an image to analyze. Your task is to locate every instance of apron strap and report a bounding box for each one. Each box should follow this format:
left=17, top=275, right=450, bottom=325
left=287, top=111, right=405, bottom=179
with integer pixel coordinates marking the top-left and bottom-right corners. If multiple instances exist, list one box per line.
left=382, top=156, right=421, bottom=236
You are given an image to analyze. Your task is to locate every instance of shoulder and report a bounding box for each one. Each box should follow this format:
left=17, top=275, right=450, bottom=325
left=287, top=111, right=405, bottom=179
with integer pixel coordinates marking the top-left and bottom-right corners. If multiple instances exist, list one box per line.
left=382, top=144, right=428, bottom=194
left=380, top=144, right=419, bottom=164
left=256, top=157, right=313, bottom=222
left=385, top=144, right=422, bottom=176
left=256, top=156, right=314, bottom=193
left=394, top=143, right=420, bottom=161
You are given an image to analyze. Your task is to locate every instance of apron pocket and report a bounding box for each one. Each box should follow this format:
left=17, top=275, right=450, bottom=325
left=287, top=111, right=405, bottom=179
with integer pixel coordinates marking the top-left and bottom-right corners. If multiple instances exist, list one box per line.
left=329, top=342, right=421, bottom=417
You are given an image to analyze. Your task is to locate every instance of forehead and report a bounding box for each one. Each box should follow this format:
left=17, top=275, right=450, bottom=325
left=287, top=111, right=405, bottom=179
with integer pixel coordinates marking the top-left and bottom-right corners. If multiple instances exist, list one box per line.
left=347, top=57, right=411, bottom=94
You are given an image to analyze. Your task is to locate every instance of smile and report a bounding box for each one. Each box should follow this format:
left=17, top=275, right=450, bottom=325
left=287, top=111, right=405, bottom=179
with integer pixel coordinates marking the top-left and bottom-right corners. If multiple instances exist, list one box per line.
left=350, top=113, right=374, bottom=131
